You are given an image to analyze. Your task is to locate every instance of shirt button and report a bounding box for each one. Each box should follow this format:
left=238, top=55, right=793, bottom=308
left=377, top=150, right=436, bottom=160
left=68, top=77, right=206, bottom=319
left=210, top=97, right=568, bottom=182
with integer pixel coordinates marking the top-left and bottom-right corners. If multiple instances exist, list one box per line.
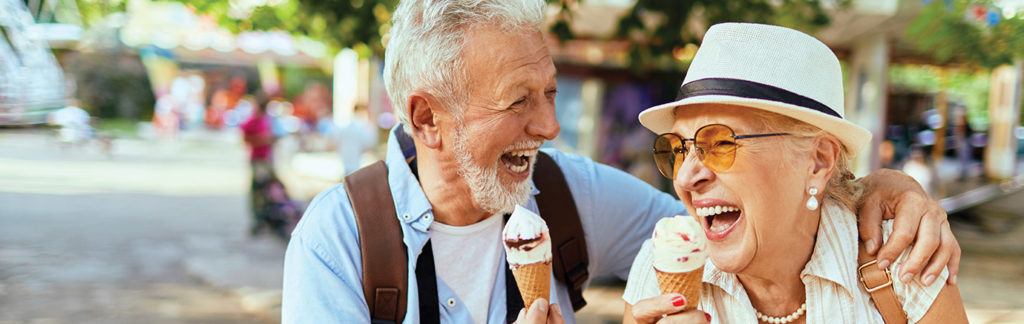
left=424, top=213, right=432, bottom=221
left=402, top=213, right=411, bottom=220
left=446, top=298, right=456, bottom=307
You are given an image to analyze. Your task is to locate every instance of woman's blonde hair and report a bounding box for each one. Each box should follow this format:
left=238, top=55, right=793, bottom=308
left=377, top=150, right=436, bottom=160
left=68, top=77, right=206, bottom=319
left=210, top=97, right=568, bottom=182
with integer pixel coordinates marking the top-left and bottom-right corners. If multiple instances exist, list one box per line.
left=746, top=109, right=865, bottom=211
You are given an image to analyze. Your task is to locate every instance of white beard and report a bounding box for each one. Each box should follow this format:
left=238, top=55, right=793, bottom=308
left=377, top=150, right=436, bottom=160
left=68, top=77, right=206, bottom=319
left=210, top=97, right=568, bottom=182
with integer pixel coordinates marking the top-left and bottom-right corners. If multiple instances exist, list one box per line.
left=451, top=125, right=538, bottom=214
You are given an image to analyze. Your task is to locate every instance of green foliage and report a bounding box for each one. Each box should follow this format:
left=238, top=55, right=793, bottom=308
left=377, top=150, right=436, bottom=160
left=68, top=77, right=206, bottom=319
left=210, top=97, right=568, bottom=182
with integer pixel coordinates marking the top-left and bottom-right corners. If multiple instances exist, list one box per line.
left=599, top=0, right=839, bottom=69
left=167, top=0, right=395, bottom=57
left=74, top=0, right=127, bottom=27
left=907, top=0, right=1024, bottom=68
left=889, top=64, right=992, bottom=130
left=174, top=0, right=837, bottom=67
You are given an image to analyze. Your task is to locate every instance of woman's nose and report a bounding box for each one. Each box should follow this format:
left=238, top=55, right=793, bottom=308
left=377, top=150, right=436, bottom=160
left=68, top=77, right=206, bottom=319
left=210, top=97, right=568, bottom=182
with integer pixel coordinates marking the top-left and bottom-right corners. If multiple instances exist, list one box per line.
left=675, top=152, right=716, bottom=192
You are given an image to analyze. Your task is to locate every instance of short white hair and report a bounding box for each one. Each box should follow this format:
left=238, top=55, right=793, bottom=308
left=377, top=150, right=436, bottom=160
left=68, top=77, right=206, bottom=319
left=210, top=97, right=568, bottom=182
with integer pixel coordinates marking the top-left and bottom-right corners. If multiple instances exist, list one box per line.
left=383, top=0, right=546, bottom=133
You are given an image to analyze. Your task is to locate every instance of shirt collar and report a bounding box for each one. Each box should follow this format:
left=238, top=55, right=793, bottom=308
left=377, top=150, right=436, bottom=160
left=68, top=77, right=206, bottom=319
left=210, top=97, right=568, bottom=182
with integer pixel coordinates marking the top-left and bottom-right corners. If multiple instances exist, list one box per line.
left=701, top=201, right=862, bottom=297
left=702, top=258, right=743, bottom=297
left=385, top=125, right=434, bottom=232
left=800, top=201, right=863, bottom=294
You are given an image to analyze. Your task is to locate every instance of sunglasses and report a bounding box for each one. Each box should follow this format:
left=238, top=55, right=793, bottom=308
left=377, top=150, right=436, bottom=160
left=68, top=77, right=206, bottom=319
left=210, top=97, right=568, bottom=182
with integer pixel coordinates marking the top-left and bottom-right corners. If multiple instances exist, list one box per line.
left=653, top=124, right=789, bottom=179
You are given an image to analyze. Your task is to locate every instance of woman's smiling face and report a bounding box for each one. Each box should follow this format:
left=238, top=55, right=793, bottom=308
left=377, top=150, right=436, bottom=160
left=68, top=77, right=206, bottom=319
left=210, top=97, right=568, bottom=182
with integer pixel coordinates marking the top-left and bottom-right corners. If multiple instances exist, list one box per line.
left=670, top=104, right=818, bottom=274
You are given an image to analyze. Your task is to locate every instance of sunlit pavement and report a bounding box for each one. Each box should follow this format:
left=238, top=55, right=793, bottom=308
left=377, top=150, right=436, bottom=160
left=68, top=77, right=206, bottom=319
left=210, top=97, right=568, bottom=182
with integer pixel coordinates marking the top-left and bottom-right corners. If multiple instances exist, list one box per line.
left=1, top=129, right=1022, bottom=323
left=0, top=129, right=281, bottom=323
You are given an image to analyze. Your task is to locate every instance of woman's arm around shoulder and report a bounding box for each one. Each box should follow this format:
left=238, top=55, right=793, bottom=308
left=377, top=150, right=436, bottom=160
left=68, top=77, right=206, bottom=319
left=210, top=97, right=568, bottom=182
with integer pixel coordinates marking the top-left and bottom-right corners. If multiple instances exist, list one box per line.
left=883, top=221, right=967, bottom=324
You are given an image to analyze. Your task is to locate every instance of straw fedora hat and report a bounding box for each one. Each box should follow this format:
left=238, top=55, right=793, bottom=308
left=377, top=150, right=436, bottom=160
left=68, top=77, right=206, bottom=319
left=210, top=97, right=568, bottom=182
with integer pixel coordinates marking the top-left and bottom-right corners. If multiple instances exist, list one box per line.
left=638, top=23, right=872, bottom=155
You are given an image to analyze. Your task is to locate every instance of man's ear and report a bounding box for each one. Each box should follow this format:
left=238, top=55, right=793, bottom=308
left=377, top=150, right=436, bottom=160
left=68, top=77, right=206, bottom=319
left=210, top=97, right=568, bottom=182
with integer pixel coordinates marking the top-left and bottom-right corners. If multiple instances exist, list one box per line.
left=408, top=91, right=443, bottom=149
left=810, top=136, right=841, bottom=185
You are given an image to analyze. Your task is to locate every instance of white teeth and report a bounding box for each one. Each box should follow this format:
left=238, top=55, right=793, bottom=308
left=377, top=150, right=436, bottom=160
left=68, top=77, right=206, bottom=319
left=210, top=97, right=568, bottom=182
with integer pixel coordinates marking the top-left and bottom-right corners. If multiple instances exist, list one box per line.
left=695, top=205, right=740, bottom=217
left=508, top=162, right=527, bottom=173
left=710, top=223, right=730, bottom=232
left=503, top=149, right=537, bottom=173
left=506, top=149, right=538, bottom=158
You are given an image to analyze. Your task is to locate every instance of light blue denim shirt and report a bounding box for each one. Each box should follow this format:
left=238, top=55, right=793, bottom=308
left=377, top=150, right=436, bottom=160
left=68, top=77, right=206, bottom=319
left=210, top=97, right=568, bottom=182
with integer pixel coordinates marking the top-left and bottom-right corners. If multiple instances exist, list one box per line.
left=282, top=126, right=686, bottom=323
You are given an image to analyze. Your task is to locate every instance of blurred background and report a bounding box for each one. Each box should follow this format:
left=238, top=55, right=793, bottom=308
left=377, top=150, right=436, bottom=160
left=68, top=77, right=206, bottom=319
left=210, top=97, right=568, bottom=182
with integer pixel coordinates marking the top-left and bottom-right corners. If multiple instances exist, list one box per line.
left=2, top=0, right=1024, bottom=322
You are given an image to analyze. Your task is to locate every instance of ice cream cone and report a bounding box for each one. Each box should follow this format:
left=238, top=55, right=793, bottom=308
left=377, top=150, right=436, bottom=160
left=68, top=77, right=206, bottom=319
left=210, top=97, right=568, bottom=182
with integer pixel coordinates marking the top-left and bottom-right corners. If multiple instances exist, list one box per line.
left=512, top=261, right=551, bottom=308
left=656, top=267, right=703, bottom=311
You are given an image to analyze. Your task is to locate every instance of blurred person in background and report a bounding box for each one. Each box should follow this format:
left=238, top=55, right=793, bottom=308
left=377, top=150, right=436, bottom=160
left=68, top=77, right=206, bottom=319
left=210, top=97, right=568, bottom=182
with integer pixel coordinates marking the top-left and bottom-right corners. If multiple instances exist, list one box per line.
left=951, top=104, right=972, bottom=180
left=292, top=82, right=333, bottom=152
left=152, top=94, right=181, bottom=139
left=49, top=99, right=93, bottom=146
left=206, top=87, right=231, bottom=129
left=903, top=146, right=937, bottom=197
left=292, top=82, right=332, bottom=127
left=336, top=105, right=378, bottom=176
left=241, top=92, right=278, bottom=235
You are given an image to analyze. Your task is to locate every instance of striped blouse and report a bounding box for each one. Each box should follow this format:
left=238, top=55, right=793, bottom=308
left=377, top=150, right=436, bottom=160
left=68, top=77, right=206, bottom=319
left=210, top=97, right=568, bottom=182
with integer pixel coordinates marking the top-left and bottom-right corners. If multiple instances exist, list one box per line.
left=622, top=201, right=947, bottom=323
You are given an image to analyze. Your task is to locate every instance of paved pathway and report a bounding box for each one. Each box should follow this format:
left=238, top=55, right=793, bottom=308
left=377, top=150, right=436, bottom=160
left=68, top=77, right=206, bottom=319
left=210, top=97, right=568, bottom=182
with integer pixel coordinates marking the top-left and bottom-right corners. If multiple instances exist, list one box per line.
left=0, top=130, right=281, bottom=323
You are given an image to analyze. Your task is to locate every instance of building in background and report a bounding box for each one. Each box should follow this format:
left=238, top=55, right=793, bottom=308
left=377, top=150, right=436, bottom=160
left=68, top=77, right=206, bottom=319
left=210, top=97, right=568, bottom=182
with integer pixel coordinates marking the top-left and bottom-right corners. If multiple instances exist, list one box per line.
left=0, top=0, right=75, bottom=125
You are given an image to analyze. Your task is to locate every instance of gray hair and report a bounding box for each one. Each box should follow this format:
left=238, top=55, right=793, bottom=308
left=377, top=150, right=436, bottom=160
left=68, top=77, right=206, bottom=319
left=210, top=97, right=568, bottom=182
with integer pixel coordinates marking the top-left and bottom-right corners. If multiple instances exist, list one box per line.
left=745, top=109, right=865, bottom=211
left=383, top=0, right=546, bottom=134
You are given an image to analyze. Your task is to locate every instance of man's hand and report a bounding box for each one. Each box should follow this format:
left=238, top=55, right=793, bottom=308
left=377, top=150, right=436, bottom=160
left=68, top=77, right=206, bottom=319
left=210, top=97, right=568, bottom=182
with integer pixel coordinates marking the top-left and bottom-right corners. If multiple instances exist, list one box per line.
left=858, top=169, right=961, bottom=286
left=515, top=299, right=564, bottom=324
left=625, top=294, right=709, bottom=324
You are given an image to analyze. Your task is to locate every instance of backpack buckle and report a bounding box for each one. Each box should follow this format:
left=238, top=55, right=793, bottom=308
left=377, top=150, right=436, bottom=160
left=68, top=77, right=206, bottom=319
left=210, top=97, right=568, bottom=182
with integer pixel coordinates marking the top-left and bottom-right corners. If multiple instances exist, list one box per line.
left=858, top=259, right=893, bottom=293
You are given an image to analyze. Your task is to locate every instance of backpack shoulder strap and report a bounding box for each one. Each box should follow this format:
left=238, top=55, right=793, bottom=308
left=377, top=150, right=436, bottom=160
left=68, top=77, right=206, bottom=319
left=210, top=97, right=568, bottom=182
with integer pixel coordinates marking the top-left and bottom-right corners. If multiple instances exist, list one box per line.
left=344, top=161, right=408, bottom=323
left=857, top=239, right=907, bottom=324
left=533, top=151, right=589, bottom=311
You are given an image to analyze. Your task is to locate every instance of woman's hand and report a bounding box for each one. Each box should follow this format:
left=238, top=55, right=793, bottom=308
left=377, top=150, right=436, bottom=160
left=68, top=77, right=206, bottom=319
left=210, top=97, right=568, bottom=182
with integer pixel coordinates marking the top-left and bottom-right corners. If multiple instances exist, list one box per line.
left=857, top=169, right=961, bottom=286
left=624, top=294, right=710, bottom=324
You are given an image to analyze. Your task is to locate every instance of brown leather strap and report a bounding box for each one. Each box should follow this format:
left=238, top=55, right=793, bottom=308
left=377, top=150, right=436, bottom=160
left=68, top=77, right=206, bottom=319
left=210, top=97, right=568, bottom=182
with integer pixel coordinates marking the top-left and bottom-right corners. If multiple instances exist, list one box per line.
left=857, top=240, right=907, bottom=324
left=345, top=161, right=407, bottom=323
left=534, top=152, right=589, bottom=311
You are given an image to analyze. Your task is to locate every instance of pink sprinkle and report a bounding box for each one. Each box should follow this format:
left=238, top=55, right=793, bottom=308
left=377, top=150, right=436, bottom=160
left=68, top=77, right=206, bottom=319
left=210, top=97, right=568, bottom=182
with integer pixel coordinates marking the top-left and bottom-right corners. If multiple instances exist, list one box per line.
left=692, top=248, right=701, bottom=253
left=679, top=257, right=689, bottom=262
left=680, top=233, right=691, bottom=241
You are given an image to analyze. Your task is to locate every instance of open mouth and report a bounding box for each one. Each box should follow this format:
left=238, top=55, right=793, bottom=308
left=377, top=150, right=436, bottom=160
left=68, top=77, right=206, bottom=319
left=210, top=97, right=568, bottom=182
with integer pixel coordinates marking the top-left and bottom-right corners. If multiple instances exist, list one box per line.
left=695, top=205, right=742, bottom=234
left=500, top=149, right=536, bottom=174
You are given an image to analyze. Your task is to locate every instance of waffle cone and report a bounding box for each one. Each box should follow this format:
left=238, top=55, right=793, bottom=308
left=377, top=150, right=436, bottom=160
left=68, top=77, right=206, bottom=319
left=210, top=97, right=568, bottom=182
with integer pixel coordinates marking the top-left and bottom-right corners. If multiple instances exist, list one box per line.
left=512, top=261, right=551, bottom=308
left=655, top=268, right=703, bottom=311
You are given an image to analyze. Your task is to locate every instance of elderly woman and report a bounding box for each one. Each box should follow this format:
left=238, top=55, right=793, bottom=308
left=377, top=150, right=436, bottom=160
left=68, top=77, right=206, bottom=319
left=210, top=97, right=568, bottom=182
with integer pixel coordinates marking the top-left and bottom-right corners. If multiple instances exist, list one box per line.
left=621, top=23, right=967, bottom=324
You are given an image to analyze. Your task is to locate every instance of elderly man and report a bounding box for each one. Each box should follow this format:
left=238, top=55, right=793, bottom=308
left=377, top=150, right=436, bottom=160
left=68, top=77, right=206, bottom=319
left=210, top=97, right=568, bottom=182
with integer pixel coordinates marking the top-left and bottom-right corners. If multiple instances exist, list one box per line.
left=282, top=1, right=960, bottom=323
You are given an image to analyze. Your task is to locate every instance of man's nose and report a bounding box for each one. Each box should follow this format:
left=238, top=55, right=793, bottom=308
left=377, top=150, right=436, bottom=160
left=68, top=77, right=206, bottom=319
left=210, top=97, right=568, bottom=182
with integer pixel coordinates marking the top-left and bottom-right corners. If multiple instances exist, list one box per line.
left=675, top=151, right=716, bottom=192
left=526, top=100, right=560, bottom=140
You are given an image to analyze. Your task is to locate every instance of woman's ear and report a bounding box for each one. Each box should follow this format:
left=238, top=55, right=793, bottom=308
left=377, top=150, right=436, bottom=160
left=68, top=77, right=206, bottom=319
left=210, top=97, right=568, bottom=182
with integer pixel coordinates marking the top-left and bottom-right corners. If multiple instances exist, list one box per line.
left=810, top=136, right=841, bottom=186
left=408, top=91, right=443, bottom=149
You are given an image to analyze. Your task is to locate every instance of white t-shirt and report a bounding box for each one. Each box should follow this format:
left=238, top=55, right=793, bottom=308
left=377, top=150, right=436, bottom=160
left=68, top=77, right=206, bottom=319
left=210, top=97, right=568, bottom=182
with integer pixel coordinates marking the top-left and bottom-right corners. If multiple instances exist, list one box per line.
left=430, top=214, right=504, bottom=324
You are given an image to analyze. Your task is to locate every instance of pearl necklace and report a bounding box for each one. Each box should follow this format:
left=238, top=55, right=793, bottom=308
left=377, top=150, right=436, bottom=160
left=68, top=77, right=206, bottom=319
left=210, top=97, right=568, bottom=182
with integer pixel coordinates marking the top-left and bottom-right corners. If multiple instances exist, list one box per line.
left=755, top=303, right=806, bottom=324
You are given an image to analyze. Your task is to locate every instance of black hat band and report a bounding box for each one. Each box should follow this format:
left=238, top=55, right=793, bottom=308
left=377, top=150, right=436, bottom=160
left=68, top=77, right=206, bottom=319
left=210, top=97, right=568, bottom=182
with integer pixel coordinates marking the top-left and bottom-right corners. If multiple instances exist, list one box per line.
left=676, top=78, right=840, bottom=118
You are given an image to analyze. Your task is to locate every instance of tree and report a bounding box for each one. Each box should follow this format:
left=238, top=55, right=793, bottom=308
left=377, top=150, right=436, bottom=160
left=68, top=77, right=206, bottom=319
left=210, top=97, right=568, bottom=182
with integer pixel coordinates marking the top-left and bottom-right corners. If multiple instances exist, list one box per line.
left=177, top=0, right=837, bottom=67
left=555, top=0, right=837, bottom=68
left=907, top=0, right=1024, bottom=68
left=183, top=0, right=396, bottom=56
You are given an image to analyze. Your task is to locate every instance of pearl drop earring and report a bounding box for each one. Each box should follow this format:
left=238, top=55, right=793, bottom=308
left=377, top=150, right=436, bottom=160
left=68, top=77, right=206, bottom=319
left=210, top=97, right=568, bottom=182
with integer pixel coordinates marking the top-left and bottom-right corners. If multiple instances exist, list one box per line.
left=806, top=187, right=819, bottom=210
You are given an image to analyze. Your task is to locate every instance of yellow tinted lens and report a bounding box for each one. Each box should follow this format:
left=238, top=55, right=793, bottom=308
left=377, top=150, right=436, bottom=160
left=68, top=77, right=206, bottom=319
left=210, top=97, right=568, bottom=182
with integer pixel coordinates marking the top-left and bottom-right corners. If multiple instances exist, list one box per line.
left=653, top=134, right=684, bottom=179
left=695, top=125, right=737, bottom=172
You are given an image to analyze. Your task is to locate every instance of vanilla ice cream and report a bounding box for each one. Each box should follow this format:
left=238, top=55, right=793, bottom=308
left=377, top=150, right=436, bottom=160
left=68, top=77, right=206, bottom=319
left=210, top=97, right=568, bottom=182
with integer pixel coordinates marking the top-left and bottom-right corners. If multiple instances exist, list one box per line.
left=652, top=215, right=707, bottom=273
left=502, top=205, right=552, bottom=270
